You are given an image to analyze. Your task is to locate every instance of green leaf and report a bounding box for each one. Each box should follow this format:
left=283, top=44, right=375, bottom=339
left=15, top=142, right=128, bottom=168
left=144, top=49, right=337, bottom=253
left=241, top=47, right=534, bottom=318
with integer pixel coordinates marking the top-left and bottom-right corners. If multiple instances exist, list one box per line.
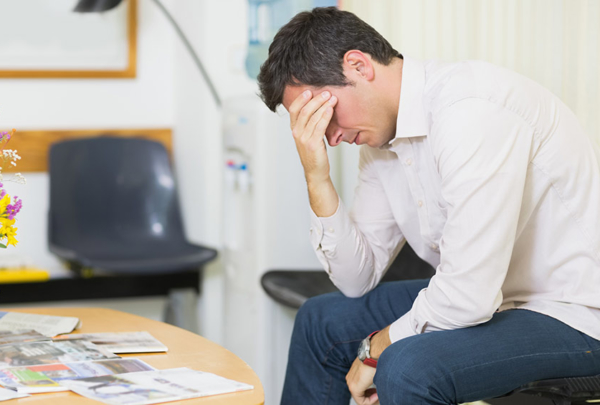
left=0, top=243, right=6, bottom=248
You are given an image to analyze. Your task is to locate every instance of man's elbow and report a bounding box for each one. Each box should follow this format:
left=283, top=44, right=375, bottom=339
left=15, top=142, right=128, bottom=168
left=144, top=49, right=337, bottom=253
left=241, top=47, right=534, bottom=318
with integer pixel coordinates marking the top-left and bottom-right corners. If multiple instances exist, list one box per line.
left=335, top=280, right=377, bottom=299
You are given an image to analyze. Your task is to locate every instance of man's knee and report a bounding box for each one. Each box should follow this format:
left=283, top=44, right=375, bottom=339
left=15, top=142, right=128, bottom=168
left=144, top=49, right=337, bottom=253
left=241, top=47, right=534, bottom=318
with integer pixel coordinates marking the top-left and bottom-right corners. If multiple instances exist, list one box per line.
left=374, top=336, right=456, bottom=404
left=295, top=292, right=343, bottom=331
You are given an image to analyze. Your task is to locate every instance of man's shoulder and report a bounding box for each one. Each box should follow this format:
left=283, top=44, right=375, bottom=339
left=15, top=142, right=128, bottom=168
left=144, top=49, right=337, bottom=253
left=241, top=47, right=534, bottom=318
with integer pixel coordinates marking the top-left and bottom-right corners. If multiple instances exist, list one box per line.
left=424, top=59, right=549, bottom=115
left=423, top=60, right=491, bottom=108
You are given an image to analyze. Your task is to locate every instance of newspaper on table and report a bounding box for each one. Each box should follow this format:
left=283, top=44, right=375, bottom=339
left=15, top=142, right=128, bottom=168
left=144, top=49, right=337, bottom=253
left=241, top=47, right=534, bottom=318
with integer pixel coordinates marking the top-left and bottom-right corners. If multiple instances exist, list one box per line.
left=0, top=387, right=28, bottom=401
left=0, top=311, right=80, bottom=337
left=0, top=358, right=155, bottom=394
left=53, top=332, right=168, bottom=354
left=0, top=330, right=50, bottom=346
left=0, top=340, right=119, bottom=369
left=59, top=367, right=254, bottom=405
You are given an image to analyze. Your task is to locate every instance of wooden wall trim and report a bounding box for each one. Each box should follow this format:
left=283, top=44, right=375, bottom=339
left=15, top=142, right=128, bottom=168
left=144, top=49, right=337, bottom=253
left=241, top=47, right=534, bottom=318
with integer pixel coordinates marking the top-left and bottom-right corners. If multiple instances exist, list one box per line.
left=0, top=0, right=137, bottom=79
left=4, top=128, right=172, bottom=173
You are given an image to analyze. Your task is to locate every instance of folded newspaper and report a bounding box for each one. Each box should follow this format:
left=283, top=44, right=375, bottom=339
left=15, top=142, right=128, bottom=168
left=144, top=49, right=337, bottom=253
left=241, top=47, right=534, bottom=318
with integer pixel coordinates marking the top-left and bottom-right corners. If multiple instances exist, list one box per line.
left=0, top=311, right=80, bottom=337
left=0, top=358, right=155, bottom=394
left=53, top=332, right=168, bottom=354
left=60, top=368, right=254, bottom=405
left=0, top=340, right=119, bottom=369
left=0, top=330, right=50, bottom=346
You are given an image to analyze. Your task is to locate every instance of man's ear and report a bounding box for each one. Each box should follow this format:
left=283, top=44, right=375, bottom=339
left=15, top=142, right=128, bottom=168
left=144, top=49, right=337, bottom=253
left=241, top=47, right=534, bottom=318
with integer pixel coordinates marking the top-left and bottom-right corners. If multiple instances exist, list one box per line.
left=343, top=50, right=375, bottom=81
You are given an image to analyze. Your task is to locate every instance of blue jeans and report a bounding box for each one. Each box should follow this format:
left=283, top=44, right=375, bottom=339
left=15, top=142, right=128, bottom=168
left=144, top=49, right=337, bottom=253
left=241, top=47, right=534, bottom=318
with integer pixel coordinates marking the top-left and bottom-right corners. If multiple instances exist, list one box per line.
left=281, top=279, right=600, bottom=404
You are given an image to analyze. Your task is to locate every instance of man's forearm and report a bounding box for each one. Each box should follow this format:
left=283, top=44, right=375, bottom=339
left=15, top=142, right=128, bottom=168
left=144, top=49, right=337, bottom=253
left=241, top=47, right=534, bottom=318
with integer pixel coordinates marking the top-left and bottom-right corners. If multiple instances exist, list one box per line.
left=370, top=325, right=392, bottom=359
left=307, top=176, right=339, bottom=218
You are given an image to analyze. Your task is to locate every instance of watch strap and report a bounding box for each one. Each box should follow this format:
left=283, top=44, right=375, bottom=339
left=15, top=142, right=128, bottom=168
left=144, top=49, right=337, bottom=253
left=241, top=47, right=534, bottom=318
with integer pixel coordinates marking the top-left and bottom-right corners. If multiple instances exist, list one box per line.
left=363, top=357, right=378, bottom=368
left=361, top=330, right=381, bottom=368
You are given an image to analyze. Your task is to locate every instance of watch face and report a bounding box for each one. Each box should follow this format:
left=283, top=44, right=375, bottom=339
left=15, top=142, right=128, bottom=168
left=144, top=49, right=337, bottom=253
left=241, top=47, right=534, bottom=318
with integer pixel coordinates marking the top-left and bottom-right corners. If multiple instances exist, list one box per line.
left=357, top=337, right=368, bottom=361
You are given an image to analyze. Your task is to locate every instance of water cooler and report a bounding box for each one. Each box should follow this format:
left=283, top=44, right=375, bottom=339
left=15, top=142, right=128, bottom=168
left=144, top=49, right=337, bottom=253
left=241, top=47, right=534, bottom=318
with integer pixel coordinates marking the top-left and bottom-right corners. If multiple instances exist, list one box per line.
left=221, top=95, right=324, bottom=403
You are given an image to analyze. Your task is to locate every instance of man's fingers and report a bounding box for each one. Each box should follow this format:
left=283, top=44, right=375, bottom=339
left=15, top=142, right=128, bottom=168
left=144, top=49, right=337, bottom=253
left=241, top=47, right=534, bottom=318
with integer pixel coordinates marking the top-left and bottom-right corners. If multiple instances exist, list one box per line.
left=364, top=390, right=379, bottom=405
left=302, top=97, right=336, bottom=141
left=293, top=91, right=333, bottom=132
left=312, top=105, right=334, bottom=138
left=289, top=90, right=312, bottom=129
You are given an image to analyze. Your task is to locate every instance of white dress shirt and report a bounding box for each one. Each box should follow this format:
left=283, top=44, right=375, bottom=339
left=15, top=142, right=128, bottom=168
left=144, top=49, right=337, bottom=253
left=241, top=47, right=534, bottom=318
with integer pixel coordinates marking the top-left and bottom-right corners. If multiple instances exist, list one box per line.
left=310, top=57, right=600, bottom=343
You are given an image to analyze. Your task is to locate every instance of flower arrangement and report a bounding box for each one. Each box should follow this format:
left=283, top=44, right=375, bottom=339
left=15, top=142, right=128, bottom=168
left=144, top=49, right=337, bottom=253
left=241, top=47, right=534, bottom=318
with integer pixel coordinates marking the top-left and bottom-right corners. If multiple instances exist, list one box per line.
left=0, top=128, right=25, bottom=248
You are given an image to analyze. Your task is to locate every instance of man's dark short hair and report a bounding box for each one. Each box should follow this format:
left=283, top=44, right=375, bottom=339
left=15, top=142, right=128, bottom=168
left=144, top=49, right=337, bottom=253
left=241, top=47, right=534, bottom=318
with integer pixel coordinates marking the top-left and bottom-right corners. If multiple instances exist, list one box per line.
left=258, top=7, right=402, bottom=112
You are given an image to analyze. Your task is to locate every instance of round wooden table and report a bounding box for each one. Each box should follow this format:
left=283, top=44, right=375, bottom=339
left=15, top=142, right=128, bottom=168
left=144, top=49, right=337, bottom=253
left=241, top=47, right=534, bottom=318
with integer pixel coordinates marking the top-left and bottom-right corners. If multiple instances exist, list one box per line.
left=0, top=307, right=264, bottom=405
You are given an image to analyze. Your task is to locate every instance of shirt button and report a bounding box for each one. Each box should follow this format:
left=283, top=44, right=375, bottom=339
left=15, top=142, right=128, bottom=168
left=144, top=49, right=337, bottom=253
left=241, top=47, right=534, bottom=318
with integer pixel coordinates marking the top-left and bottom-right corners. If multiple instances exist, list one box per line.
left=328, top=227, right=335, bottom=233
left=406, top=158, right=413, bottom=166
left=430, top=243, right=439, bottom=251
left=309, top=228, right=313, bottom=233
left=418, top=200, right=423, bottom=207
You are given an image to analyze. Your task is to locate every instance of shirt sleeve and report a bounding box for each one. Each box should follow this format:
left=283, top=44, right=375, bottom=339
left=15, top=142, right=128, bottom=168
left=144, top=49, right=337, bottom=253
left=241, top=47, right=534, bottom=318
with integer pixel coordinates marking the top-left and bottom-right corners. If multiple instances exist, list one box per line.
left=390, top=98, right=535, bottom=343
left=309, top=147, right=405, bottom=298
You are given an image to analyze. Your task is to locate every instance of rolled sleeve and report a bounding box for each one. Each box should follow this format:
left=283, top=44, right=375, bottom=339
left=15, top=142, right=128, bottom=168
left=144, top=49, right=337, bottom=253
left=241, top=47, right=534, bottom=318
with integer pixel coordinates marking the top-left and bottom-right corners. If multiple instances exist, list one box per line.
left=309, top=200, right=351, bottom=274
left=308, top=147, right=404, bottom=297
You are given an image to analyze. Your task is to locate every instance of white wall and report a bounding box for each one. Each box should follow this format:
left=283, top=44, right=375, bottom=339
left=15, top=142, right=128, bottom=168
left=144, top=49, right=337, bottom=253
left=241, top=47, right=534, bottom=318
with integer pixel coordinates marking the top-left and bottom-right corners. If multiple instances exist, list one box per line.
left=1, top=0, right=175, bottom=277
left=169, top=0, right=258, bottom=346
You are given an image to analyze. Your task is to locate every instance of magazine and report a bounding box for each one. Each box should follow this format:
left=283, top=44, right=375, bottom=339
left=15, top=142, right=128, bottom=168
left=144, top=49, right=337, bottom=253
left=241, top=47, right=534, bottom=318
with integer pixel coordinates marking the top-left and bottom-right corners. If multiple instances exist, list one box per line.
left=0, top=387, right=28, bottom=401
left=53, top=332, right=168, bottom=354
left=0, top=311, right=80, bottom=337
left=0, top=358, right=155, bottom=394
left=0, top=330, right=50, bottom=346
left=0, top=340, right=119, bottom=369
left=60, top=367, right=254, bottom=405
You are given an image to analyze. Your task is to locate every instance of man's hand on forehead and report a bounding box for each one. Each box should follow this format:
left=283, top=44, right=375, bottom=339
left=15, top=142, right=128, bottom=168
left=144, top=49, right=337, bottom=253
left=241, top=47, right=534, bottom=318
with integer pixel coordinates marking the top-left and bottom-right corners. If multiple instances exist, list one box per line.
left=287, top=89, right=338, bottom=185
left=288, top=90, right=337, bottom=130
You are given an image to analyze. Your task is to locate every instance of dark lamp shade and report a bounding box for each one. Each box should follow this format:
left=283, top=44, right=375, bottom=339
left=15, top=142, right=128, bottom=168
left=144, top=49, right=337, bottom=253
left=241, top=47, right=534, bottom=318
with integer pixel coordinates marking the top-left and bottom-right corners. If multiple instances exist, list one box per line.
left=74, top=0, right=124, bottom=12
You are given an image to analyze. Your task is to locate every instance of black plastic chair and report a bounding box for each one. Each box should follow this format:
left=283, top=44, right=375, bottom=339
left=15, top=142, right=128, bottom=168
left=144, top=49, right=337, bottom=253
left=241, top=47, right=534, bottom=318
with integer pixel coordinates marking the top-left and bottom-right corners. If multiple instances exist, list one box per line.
left=261, top=243, right=435, bottom=310
left=48, top=136, right=217, bottom=326
left=501, top=375, right=600, bottom=404
left=261, top=243, right=600, bottom=405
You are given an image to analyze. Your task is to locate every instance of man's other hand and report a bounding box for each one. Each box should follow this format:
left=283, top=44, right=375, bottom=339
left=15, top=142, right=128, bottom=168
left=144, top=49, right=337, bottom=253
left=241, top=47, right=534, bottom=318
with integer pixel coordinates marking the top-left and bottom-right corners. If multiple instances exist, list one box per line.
left=288, top=90, right=338, bottom=185
left=346, top=357, right=379, bottom=405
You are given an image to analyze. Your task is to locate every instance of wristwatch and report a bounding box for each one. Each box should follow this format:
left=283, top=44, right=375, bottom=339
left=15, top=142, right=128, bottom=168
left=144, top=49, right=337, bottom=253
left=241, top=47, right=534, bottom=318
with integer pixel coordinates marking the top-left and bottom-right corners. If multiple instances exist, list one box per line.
left=357, top=330, right=380, bottom=368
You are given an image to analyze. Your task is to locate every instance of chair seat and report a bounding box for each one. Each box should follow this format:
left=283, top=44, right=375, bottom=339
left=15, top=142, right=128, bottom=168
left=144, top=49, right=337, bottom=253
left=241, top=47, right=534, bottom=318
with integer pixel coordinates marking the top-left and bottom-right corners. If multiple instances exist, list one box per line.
left=510, top=375, right=600, bottom=404
left=261, top=270, right=338, bottom=309
left=52, top=240, right=217, bottom=274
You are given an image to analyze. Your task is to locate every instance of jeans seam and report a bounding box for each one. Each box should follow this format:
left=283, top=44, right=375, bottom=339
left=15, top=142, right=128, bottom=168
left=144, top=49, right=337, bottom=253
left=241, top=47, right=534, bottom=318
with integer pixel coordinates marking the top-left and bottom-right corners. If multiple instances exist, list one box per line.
left=321, top=338, right=363, bottom=365
left=431, top=346, right=600, bottom=399
left=323, top=373, right=333, bottom=405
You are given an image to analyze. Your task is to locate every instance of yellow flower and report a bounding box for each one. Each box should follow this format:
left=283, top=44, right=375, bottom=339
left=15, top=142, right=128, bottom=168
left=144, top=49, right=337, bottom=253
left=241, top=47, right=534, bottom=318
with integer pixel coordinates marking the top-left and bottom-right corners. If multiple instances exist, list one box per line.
left=0, top=217, right=15, bottom=227
left=0, top=224, right=17, bottom=246
left=0, top=194, right=9, bottom=214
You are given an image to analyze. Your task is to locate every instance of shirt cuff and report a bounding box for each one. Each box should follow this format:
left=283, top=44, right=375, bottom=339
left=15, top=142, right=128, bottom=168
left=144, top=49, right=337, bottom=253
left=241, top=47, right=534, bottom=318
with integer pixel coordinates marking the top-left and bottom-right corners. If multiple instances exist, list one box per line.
left=309, top=198, right=352, bottom=247
left=389, top=312, right=418, bottom=343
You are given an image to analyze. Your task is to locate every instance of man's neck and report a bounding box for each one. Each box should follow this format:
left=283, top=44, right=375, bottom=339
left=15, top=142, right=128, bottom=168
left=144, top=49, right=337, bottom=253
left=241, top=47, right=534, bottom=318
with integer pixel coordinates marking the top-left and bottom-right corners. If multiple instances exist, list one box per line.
left=391, top=57, right=404, bottom=120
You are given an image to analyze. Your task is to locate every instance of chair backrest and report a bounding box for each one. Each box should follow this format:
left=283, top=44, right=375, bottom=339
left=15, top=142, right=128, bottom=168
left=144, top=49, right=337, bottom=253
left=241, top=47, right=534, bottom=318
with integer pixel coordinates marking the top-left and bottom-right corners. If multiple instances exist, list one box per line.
left=381, top=243, right=436, bottom=282
left=48, top=136, right=187, bottom=250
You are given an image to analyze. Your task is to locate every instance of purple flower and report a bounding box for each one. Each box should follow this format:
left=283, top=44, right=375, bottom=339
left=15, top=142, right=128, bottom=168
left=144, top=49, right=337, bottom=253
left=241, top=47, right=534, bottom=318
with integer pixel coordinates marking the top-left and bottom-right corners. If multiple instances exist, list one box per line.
left=6, top=197, right=22, bottom=220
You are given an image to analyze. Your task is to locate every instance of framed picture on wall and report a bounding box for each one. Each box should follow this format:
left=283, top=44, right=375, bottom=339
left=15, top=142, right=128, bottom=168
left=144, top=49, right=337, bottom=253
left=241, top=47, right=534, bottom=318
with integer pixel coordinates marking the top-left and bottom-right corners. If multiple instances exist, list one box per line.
left=0, top=0, right=136, bottom=79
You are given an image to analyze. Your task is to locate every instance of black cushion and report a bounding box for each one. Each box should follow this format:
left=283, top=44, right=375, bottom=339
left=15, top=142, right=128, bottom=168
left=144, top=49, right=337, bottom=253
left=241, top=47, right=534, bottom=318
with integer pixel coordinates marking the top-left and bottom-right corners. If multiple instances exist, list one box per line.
left=261, top=243, right=435, bottom=309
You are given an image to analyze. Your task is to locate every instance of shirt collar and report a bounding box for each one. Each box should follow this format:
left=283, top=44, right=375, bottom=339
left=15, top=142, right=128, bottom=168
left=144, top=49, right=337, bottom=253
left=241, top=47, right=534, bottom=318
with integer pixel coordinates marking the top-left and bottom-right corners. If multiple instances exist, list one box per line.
left=383, top=56, right=429, bottom=148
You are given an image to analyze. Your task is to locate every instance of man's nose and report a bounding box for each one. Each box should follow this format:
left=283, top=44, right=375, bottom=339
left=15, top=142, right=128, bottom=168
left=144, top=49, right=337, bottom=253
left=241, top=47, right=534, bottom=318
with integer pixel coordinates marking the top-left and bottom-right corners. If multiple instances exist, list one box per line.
left=326, top=128, right=344, bottom=147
